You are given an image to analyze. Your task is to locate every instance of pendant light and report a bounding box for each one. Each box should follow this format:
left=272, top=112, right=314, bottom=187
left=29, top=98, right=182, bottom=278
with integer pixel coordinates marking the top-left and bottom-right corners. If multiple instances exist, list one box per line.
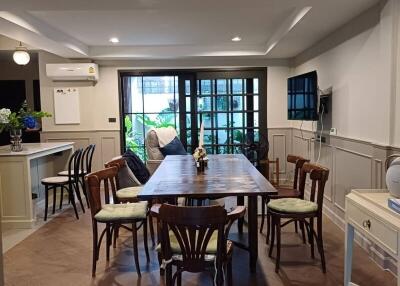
left=13, top=42, right=30, bottom=65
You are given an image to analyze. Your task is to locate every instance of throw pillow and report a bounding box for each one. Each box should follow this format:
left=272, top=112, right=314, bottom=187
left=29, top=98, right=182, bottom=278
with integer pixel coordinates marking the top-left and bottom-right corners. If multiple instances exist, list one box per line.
left=160, top=137, right=187, bottom=156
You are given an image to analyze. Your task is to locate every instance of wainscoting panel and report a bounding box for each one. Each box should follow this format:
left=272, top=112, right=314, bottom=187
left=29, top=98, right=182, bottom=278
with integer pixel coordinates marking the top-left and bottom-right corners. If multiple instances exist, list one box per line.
left=40, top=130, right=120, bottom=172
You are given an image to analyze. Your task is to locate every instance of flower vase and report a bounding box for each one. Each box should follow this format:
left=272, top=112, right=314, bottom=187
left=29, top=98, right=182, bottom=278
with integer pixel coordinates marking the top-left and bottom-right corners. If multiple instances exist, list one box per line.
left=10, top=129, right=23, bottom=152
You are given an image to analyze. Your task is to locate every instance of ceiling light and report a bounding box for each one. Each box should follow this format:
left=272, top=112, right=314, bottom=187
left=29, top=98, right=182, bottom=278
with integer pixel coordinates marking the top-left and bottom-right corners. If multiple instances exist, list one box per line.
left=13, top=42, right=30, bottom=65
left=109, top=37, right=119, bottom=43
left=231, top=36, right=242, bottom=42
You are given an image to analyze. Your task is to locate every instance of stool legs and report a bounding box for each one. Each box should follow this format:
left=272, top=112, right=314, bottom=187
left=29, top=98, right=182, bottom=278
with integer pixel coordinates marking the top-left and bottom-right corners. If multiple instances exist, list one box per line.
left=317, top=217, right=326, bottom=273
left=275, top=217, right=281, bottom=273
left=131, top=222, right=141, bottom=276
left=52, top=187, right=57, bottom=214
left=65, top=185, right=79, bottom=219
left=260, top=196, right=266, bottom=233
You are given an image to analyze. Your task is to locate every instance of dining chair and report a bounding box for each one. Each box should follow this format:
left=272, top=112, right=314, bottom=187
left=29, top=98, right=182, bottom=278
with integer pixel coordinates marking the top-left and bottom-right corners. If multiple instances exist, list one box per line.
left=58, top=144, right=96, bottom=208
left=41, top=148, right=83, bottom=221
left=104, top=157, right=155, bottom=246
left=151, top=204, right=246, bottom=286
left=267, top=162, right=329, bottom=273
left=260, top=155, right=309, bottom=242
left=85, top=166, right=150, bottom=277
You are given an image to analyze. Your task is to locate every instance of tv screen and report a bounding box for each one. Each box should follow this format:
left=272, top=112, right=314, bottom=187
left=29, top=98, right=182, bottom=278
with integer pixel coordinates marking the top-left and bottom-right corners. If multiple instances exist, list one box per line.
left=287, top=71, right=318, bottom=121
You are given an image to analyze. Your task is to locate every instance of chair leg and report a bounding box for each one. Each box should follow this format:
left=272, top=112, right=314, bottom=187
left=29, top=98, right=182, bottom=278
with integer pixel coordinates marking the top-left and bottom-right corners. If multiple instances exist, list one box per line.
left=227, top=259, right=233, bottom=286
left=275, top=217, right=281, bottom=273
left=317, top=216, right=326, bottom=273
left=166, top=264, right=173, bottom=286
left=73, top=182, right=85, bottom=213
left=80, top=177, right=90, bottom=208
left=59, top=187, right=64, bottom=210
left=260, top=196, right=266, bottom=233
left=66, top=186, right=79, bottom=219
left=113, top=224, right=119, bottom=248
left=44, top=185, right=49, bottom=221
left=143, top=219, right=150, bottom=262
left=268, top=215, right=275, bottom=258
left=309, top=218, right=315, bottom=259
left=132, top=222, right=141, bottom=276
left=92, top=221, right=98, bottom=277
left=106, top=223, right=111, bottom=261
left=177, top=271, right=182, bottom=286
left=266, top=212, right=271, bottom=245
left=52, top=187, right=57, bottom=214
left=295, top=221, right=298, bottom=233
left=300, top=221, right=306, bottom=244
left=149, top=214, right=155, bottom=246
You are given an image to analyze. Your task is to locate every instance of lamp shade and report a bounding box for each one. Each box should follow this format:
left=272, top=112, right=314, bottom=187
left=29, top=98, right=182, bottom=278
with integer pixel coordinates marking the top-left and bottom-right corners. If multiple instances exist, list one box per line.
left=13, top=44, right=30, bottom=65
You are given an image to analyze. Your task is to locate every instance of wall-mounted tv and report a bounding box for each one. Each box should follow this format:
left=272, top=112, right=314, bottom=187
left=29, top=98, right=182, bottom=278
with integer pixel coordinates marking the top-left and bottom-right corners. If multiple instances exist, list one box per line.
left=287, top=71, right=318, bottom=121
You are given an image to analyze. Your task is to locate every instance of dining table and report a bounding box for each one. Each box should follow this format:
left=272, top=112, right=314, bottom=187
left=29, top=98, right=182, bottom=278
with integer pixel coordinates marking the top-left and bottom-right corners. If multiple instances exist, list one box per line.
left=138, top=153, right=278, bottom=273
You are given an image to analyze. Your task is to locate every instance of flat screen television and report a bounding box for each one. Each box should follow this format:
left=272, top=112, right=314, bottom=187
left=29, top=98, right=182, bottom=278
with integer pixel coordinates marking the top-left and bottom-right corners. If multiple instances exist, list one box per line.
left=287, top=71, right=319, bottom=121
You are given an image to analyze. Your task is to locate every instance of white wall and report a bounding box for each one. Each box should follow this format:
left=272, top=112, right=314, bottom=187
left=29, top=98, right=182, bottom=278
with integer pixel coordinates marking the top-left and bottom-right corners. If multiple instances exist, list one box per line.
left=267, top=67, right=291, bottom=128
left=291, top=0, right=397, bottom=146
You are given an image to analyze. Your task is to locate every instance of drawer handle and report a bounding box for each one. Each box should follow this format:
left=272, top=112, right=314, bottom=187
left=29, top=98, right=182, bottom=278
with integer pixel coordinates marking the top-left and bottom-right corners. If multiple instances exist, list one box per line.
left=362, top=219, right=371, bottom=230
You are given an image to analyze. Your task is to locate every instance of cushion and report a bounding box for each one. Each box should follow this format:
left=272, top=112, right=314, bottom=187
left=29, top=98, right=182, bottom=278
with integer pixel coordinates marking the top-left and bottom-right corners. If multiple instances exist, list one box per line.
left=57, top=170, right=84, bottom=176
left=154, top=127, right=178, bottom=147
left=145, top=130, right=164, bottom=160
left=94, top=202, right=148, bottom=222
left=116, top=186, right=142, bottom=199
left=160, top=137, right=187, bottom=156
left=123, top=149, right=151, bottom=184
left=267, top=198, right=318, bottom=213
left=156, top=230, right=218, bottom=254
left=41, top=176, right=70, bottom=184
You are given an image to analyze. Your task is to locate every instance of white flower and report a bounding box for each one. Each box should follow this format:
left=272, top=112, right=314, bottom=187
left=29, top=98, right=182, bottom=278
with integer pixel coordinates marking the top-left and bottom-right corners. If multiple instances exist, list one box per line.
left=0, top=108, right=11, bottom=124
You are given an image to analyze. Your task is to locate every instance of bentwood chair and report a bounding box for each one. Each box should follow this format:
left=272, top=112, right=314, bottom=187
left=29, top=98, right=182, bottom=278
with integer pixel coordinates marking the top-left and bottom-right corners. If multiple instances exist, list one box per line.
left=59, top=144, right=96, bottom=208
left=260, top=155, right=309, bottom=242
left=105, top=157, right=155, bottom=246
left=151, top=204, right=246, bottom=286
left=85, top=166, right=150, bottom=277
left=41, top=148, right=83, bottom=221
left=267, top=162, right=329, bottom=273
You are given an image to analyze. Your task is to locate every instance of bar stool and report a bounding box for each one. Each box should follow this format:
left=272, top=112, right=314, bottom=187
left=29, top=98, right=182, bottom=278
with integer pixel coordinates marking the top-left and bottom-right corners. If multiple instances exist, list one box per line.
left=41, top=148, right=83, bottom=221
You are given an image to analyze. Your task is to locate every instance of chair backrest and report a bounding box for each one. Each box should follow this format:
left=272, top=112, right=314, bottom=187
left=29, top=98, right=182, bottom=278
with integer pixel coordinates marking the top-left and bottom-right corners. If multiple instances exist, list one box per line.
left=159, top=204, right=227, bottom=272
left=105, top=156, right=141, bottom=189
left=298, top=162, right=330, bottom=213
left=86, top=144, right=96, bottom=173
left=287, top=155, right=310, bottom=189
left=85, top=167, right=118, bottom=218
left=68, top=148, right=83, bottom=184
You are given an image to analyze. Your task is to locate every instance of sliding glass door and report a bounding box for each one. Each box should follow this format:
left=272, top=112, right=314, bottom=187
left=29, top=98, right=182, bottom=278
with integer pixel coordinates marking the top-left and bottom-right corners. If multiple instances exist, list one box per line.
left=120, top=69, right=267, bottom=161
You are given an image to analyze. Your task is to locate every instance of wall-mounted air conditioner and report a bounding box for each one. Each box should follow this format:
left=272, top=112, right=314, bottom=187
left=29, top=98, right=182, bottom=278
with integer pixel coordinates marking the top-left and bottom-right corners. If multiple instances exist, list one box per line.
left=46, top=63, right=99, bottom=81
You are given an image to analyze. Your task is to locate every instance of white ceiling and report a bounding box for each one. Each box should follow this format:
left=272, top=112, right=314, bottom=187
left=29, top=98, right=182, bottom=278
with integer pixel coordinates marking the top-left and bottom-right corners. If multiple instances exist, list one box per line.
left=0, top=0, right=380, bottom=60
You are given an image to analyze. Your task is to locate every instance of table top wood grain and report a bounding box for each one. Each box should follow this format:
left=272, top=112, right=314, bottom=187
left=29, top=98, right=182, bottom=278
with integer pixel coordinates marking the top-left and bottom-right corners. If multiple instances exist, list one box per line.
left=138, top=154, right=277, bottom=199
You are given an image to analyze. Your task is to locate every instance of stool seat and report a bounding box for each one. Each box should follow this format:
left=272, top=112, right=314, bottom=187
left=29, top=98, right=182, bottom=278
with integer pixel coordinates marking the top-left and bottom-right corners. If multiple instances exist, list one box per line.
left=94, top=202, right=148, bottom=222
left=41, top=176, right=70, bottom=185
left=116, top=186, right=142, bottom=200
left=267, top=198, right=318, bottom=213
left=57, top=169, right=84, bottom=176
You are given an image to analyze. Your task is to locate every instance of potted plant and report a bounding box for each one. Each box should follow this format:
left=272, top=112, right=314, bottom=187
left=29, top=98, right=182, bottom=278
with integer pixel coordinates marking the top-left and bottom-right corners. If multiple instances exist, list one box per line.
left=0, top=101, right=51, bottom=152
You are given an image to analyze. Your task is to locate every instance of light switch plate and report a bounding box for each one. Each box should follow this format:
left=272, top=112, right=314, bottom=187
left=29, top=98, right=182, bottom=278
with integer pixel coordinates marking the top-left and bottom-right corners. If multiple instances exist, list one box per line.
left=330, top=127, right=337, bottom=135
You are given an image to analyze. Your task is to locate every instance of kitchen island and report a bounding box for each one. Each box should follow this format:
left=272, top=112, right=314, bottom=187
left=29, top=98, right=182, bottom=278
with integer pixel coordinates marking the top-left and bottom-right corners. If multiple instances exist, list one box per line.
left=0, top=142, right=74, bottom=228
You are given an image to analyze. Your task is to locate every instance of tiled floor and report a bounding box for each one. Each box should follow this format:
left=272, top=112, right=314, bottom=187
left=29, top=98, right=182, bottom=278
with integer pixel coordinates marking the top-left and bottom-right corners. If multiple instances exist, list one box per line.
left=3, top=205, right=396, bottom=286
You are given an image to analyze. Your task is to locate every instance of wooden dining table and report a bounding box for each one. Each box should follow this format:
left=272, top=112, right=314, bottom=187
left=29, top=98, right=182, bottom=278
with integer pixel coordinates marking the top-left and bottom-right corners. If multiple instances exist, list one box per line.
left=138, top=153, right=277, bottom=273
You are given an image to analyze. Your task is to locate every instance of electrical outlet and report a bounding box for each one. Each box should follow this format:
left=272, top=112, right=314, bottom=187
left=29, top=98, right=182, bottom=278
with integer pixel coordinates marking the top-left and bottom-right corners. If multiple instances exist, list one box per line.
left=330, top=128, right=337, bottom=135
left=108, top=117, right=116, bottom=123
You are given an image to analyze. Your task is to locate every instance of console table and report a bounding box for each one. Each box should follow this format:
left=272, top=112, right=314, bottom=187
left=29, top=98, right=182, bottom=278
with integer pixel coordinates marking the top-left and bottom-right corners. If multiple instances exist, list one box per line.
left=0, top=142, right=74, bottom=228
left=345, top=189, right=400, bottom=286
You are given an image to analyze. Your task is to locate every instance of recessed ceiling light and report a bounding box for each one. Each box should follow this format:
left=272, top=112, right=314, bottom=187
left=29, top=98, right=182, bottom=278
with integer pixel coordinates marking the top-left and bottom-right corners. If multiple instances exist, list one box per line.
left=231, top=36, right=242, bottom=42
left=109, top=37, right=119, bottom=43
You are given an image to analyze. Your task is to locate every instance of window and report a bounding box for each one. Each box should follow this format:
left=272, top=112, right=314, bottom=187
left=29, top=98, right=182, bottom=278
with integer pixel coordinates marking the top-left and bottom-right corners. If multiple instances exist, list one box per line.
left=122, top=76, right=179, bottom=160
left=120, top=70, right=267, bottom=161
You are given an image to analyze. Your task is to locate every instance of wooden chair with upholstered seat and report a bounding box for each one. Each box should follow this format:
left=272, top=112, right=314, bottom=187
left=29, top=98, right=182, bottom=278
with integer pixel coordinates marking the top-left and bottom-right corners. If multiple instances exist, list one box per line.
left=104, top=157, right=155, bottom=246
left=58, top=144, right=96, bottom=208
left=41, top=148, right=83, bottom=221
left=267, top=162, right=329, bottom=273
left=260, top=155, right=309, bottom=243
left=151, top=204, right=246, bottom=286
left=85, top=166, right=150, bottom=277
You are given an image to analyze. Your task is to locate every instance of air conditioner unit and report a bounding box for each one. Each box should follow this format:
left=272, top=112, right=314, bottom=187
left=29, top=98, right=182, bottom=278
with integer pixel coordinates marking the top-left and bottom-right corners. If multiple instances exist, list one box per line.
left=46, top=63, right=99, bottom=81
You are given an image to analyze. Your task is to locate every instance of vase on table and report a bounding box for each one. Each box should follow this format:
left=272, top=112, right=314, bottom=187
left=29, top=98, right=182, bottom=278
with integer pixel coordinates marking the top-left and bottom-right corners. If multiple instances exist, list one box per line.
left=10, top=129, right=23, bottom=152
